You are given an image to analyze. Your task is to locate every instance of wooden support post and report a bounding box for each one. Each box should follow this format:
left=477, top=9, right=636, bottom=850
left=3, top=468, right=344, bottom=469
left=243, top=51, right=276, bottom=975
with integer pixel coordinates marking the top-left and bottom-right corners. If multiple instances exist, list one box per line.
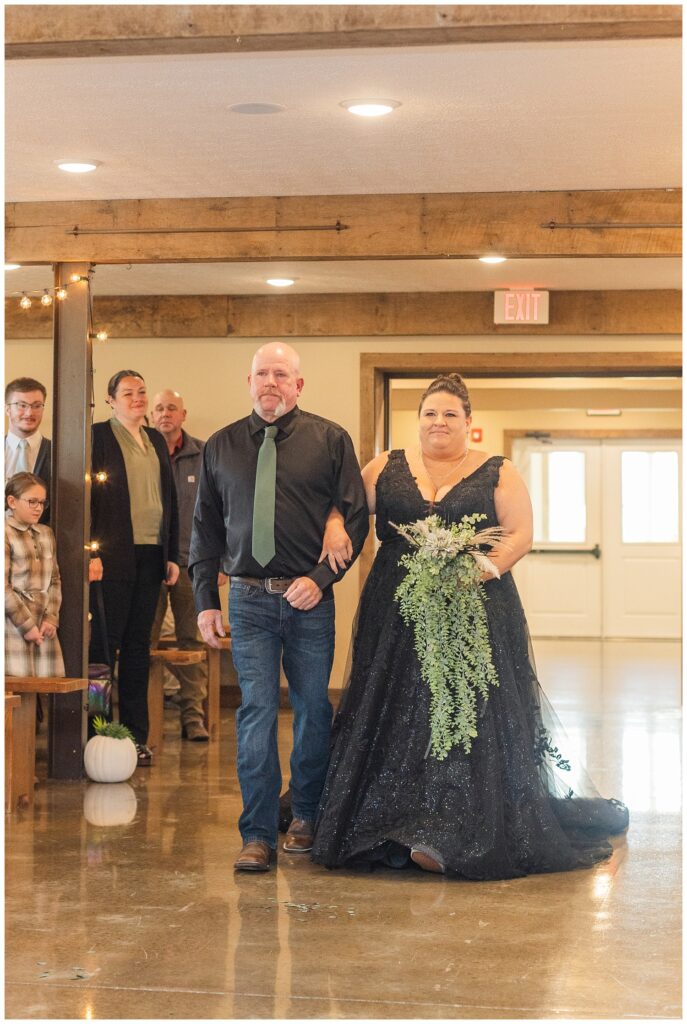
left=48, top=263, right=92, bottom=779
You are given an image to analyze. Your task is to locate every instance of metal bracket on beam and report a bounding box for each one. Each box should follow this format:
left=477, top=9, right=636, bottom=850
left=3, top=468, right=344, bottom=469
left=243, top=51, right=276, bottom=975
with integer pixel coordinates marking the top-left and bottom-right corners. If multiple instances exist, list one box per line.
left=69, top=220, right=349, bottom=237
left=542, top=221, right=681, bottom=230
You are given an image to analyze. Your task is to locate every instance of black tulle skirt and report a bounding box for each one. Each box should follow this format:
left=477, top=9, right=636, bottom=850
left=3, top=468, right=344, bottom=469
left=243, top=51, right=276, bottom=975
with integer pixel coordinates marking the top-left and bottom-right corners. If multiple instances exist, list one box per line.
left=311, top=539, right=629, bottom=879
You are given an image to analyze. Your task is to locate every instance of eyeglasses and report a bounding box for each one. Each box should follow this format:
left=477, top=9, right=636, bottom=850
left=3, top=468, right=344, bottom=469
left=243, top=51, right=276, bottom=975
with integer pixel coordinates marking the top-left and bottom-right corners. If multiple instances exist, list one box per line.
left=7, top=401, right=45, bottom=412
left=17, top=497, right=48, bottom=510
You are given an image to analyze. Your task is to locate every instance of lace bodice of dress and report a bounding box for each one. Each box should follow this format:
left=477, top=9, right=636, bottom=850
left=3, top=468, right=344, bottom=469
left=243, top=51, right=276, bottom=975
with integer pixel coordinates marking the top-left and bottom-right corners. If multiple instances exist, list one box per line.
left=374, top=449, right=505, bottom=543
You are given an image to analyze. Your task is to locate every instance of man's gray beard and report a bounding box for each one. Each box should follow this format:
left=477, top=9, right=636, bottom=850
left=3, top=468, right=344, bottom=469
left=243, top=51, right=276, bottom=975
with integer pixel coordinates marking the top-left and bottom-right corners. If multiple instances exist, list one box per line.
left=263, top=396, right=286, bottom=419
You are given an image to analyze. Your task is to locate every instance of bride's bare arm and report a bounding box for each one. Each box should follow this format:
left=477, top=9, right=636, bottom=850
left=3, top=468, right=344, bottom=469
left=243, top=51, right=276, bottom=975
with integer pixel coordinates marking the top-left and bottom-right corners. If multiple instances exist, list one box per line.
left=361, top=452, right=390, bottom=515
left=487, top=460, right=533, bottom=578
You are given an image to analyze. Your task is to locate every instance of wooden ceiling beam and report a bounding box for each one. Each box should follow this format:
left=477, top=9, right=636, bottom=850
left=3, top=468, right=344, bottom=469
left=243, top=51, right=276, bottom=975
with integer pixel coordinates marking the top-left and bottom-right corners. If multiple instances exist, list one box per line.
left=6, top=190, right=681, bottom=264
left=6, top=290, right=681, bottom=339
left=6, top=5, right=681, bottom=59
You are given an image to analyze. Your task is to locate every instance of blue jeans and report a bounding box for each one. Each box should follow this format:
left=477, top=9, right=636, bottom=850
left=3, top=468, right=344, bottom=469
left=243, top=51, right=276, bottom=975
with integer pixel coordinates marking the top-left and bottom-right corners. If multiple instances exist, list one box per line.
left=228, top=581, right=335, bottom=848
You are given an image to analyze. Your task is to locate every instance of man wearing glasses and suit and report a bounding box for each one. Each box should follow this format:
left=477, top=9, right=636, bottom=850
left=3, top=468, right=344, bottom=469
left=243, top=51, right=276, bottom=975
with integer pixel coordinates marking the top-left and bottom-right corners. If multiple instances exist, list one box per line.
left=5, top=377, right=51, bottom=524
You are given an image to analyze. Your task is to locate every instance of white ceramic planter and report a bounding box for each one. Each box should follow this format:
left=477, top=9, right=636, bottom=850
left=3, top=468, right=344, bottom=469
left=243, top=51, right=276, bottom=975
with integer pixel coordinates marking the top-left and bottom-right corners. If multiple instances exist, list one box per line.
left=84, top=735, right=137, bottom=783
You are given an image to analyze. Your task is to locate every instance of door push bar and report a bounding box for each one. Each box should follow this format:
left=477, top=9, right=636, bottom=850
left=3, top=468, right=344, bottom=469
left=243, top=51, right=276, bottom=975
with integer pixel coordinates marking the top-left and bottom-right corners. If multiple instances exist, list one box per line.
left=530, top=544, right=601, bottom=559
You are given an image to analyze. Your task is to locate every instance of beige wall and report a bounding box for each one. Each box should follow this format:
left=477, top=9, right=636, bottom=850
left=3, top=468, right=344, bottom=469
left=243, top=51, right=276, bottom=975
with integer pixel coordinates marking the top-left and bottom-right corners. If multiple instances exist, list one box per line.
left=6, top=332, right=682, bottom=687
left=392, top=408, right=682, bottom=456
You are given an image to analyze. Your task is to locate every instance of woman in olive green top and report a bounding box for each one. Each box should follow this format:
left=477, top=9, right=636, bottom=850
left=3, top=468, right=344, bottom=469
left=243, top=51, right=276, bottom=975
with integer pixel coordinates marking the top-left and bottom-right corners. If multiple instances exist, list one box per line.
left=89, top=370, right=179, bottom=765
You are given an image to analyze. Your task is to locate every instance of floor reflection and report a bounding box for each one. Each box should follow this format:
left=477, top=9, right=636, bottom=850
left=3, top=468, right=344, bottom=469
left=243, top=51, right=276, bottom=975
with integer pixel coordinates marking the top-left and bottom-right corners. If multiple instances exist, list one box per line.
left=5, top=640, right=681, bottom=1020
left=532, top=638, right=682, bottom=816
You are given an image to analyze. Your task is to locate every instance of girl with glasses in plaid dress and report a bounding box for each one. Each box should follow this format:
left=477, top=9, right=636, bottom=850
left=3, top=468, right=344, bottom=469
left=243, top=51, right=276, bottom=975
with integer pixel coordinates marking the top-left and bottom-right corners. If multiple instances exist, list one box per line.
left=5, top=472, right=64, bottom=678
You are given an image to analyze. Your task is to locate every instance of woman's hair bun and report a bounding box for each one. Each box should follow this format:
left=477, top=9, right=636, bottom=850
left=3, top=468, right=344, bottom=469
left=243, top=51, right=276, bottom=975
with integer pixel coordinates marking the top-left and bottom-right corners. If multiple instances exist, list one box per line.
left=418, top=373, right=471, bottom=417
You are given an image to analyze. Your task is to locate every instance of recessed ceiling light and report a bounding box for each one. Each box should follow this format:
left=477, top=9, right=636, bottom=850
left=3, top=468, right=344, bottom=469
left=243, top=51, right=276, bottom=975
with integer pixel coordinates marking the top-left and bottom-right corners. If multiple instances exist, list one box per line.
left=5, top=263, right=21, bottom=270
left=266, top=278, right=296, bottom=288
left=229, top=103, right=285, bottom=115
left=56, top=160, right=100, bottom=173
left=340, top=99, right=401, bottom=117
left=479, top=255, right=507, bottom=264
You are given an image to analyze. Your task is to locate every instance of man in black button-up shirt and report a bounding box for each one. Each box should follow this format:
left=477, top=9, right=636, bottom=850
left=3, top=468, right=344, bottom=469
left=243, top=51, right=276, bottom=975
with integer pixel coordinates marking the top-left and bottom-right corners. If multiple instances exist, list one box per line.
left=189, top=342, right=368, bottom=871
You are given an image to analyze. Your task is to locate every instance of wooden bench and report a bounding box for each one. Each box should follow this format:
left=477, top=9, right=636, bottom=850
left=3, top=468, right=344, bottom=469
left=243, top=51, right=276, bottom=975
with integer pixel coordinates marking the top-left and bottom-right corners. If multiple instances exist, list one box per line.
left=4, top=676, right=88, bottom=811
left=151, top=634, right=227, bottom=744
left=5, top=694, right=21, bottom=812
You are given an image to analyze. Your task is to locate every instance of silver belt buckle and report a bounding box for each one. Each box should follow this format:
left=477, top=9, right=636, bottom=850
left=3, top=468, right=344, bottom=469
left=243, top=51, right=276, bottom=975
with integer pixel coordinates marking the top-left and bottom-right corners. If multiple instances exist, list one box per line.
left=265, top=577, right=289, bottom=594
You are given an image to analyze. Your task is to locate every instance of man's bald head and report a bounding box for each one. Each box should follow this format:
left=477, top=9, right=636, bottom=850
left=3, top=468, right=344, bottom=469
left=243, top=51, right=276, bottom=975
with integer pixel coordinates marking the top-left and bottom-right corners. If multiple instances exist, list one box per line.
left=251, top=342, right=300, bottom=376
left=153, top=388, right=184, bottom=408
left=151, top=388, right=187, bottom=446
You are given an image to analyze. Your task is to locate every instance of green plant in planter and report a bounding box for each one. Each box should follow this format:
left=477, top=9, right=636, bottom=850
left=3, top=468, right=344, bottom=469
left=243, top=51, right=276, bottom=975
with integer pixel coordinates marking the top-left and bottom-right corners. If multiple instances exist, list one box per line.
left=85, top=717, right=137, bottom=782
left=91, top=716, right=135, bottom=741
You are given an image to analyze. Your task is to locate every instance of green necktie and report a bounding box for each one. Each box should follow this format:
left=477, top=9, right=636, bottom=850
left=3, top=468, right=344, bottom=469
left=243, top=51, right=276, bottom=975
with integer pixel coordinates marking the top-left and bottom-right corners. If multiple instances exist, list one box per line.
left=15, top=439, right=30, bottom=473
left=252, top=425, right=278, bottom=567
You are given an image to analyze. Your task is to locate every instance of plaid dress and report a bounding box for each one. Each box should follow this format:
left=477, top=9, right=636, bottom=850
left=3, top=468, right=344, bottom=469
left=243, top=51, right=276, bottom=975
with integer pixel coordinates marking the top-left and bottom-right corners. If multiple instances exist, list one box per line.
left=5, top=512, right=65, bottom=677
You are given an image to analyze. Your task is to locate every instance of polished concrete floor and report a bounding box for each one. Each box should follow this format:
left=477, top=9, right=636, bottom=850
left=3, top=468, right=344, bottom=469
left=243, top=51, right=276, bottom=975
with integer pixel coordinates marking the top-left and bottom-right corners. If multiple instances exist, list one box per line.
left=5, top=640, right=681, bottom=1019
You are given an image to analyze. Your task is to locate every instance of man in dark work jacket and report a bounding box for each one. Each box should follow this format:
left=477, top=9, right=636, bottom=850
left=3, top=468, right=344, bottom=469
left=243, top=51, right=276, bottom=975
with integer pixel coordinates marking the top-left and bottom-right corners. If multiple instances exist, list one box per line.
left=150, top=389, right=212, bottom=742
left=189, top=342, right=368, bottom=873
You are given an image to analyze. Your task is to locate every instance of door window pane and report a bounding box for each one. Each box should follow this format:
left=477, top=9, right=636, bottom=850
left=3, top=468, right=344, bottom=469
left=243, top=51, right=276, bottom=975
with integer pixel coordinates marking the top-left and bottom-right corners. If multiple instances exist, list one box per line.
left=622, top=451, right=679, bottom=543
left=548, top=452, right=586, bottom=542
left=529, top=449, right=586, bottom=543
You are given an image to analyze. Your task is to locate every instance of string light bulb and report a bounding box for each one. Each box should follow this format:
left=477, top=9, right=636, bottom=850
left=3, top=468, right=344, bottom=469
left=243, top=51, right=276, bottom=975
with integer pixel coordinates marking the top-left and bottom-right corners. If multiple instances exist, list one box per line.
left=55, top=287, right=68, bottom=300
left=88, top=541, right=100, bottom=553
left=95, top=330, right=108, bottom=342
left=19, top=293, right=31, bottom=309
left=69, top=273, right=82, bottom=283
left=40, top=290, right=53, bottom=306
left=95, top=471, right=108, bottom=483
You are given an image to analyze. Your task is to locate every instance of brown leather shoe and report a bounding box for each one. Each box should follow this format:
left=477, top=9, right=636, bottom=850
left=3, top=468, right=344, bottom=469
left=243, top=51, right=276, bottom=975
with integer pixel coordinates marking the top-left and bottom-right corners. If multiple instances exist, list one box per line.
left=410, top=846, right=445, bottom=874
left=234, top=841, right=274, bottom=872
left=283, top=818, right=314, bottom=853
left=182, top=720, right=209, bottom=742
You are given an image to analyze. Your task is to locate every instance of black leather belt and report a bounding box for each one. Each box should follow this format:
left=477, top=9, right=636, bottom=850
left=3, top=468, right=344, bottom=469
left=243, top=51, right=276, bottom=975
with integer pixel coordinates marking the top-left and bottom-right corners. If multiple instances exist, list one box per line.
left=231, top=576, right=295, bottom=594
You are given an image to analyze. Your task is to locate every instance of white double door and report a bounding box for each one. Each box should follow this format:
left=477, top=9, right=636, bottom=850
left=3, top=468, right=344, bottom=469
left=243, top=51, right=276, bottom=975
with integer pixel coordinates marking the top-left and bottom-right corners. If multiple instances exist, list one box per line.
left=512, top=438, right=681, bottom=639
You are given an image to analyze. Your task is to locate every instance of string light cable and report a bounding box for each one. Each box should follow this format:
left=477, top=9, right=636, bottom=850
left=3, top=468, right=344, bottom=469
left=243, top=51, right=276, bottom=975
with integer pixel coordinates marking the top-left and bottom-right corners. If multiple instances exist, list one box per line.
left=9, top=265, right=108, bottom=341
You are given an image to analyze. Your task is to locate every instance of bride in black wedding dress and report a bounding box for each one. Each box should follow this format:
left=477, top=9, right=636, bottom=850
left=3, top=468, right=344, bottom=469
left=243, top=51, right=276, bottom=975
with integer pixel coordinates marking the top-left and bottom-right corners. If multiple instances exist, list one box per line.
left=311, top=373, right=628, bottom=878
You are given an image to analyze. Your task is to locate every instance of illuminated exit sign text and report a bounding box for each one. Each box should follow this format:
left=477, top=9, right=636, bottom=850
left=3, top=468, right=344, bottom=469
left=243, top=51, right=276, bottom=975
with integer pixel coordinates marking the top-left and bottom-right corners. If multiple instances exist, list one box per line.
left=494, top=290, right=549, bottom=325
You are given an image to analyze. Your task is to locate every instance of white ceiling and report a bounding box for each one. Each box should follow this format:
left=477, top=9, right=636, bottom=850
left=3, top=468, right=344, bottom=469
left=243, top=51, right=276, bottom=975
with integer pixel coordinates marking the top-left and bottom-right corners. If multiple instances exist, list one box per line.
left=5, top=257, right=682, bottom=297
left=6, top=39, right=681, bottom=202
left=5, top=35, right=681, bottom=297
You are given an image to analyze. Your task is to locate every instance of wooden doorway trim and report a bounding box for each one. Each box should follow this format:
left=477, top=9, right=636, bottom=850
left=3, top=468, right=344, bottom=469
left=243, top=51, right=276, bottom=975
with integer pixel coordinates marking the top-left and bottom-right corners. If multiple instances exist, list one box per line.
left=360, top=350, right=682, bottom=466
left=504, top=428, right=682, bottom=459
left=358, top=349, right=682, bottom=577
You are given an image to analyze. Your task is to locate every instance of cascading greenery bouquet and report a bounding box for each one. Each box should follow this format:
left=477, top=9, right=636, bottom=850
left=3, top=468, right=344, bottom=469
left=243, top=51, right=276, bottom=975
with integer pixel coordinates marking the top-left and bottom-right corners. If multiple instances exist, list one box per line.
left=392, top=513, right=506, bottom=760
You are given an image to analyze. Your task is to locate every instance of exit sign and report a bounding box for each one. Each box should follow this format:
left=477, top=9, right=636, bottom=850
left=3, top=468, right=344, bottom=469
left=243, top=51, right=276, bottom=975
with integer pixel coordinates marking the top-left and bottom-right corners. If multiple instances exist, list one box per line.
left=494, top=290, right=549, bottom=325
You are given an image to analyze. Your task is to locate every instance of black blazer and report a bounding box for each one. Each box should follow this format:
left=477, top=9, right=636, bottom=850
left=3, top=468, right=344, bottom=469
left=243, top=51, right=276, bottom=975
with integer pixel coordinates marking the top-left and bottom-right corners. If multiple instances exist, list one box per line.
left=34, top=437, right=51, bottom=525
left=90, top=420, right=179, bottom=581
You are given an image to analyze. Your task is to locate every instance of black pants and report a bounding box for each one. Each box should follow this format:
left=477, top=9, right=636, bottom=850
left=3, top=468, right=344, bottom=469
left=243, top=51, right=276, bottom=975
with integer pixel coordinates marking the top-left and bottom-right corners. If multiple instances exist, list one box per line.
left=89, top=545, right=164, bottom=745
